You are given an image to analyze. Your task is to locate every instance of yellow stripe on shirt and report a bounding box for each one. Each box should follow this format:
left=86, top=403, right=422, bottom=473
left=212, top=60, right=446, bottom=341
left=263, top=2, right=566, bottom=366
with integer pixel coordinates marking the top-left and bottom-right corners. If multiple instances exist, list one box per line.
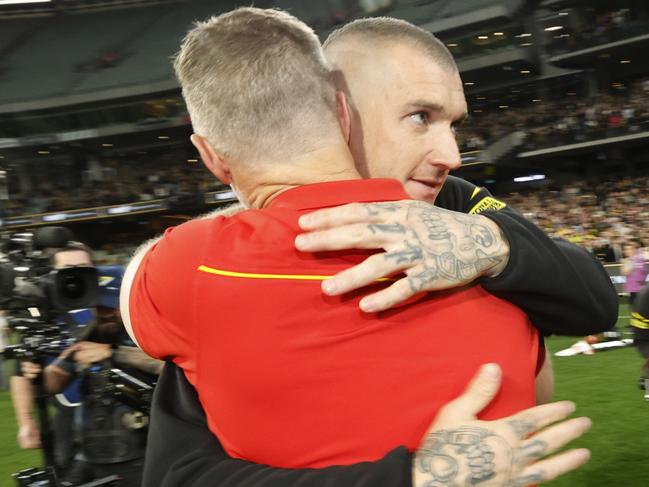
left=197, top=265, right=393, bottom=282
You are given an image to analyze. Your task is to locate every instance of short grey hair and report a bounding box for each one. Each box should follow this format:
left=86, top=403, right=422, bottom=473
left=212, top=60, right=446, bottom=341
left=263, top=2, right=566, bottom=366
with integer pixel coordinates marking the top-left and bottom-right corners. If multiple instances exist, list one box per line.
left=324, top=17, right=457, bottom=72
left=174, top=7, right=338, bottom=164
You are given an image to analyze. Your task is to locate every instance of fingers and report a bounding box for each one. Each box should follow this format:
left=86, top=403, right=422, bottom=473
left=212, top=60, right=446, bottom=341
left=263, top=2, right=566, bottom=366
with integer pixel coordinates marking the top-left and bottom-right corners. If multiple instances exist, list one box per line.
left=298, top=202, right=406, bottom=230
left=357, top=265, right=466, bottom=312
left=505, top=401, right=576, bottom=437
left=518, top=417, right=592, bottom=463
left=515, top=448, right=591, bottom=486
left=433, top=364, right=502, bottom=426
left=21, top=362, right=42, bottom=379
left=322, top=253, right=411, bottom=297
left=358, top=277, right=421, bottom=313
left=17, top=424, right=42, bottom=449
left=296, top=223, right=399, bottom=253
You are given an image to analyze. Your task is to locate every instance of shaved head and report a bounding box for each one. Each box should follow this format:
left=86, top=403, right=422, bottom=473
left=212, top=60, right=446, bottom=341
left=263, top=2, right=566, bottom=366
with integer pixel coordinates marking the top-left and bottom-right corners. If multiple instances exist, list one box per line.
left=324, top=17, right=457, bottom=74
left=321, top=17, right=466, bottom=203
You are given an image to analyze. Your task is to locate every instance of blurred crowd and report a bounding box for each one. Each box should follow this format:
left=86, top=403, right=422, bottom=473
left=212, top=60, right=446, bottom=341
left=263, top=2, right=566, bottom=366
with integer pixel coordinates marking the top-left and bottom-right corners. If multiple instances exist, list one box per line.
left=3, top=80, right=649, bottom=266
left=458, top=77, right=649, bottom=152
left=505, top=174, right=649, bottom=262
left=5, top=159, right=648, bottom=264
left=546, top=6, right=649, bottom=56
left=1, top=151, right=224, bottom=218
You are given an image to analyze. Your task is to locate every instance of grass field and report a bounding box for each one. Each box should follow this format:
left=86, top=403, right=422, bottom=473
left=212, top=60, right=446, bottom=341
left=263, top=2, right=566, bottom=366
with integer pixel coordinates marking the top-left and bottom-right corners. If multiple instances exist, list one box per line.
left=1, top=316, right=648, bottom=485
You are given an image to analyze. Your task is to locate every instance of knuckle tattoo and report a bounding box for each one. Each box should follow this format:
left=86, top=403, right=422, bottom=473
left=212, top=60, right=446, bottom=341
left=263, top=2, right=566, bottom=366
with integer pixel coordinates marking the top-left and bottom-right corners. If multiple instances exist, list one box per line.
left=507, top=417, right=537, bottom=437
left=517, top=439, right=548, bottom=462
left=513, top=471, right=546, bottom=487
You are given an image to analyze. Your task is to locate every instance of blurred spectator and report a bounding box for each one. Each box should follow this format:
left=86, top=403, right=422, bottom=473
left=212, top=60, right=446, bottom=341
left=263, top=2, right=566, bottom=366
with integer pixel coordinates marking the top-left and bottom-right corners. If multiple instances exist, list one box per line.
left=622, top=238, right=648, bottom=304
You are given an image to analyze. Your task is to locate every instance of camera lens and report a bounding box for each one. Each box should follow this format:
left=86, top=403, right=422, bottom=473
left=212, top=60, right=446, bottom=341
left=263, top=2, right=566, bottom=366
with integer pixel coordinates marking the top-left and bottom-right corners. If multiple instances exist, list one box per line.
left=61, top=273, right=86, bottom=300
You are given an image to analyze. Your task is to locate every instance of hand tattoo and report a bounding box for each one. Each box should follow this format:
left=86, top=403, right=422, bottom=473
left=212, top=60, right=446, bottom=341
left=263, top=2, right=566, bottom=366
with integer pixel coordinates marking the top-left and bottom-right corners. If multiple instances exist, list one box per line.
left=364, top=202, right=402, bottom=216
left=517, top=439, right=548, bottom=462
left=513, top=471, right=546, bottom=487
left=384, top=242, right=423, bottom=265
left=368, top=223, right=407, bottom=234
left=358, top=201, right=508, bottom=293
left=417, top=427, right=501, bottom=486
left=507, top=417, right=537, bottom=437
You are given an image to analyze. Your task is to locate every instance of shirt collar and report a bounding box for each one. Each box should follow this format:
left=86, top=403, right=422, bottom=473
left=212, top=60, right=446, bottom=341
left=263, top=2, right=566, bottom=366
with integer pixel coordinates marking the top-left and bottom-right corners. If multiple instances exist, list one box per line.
left=267, top=179, right=410, bottom=211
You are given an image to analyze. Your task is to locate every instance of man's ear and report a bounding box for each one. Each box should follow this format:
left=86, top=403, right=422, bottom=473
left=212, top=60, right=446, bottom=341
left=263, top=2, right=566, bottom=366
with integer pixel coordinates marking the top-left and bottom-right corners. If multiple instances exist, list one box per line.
left=190, top=134, right=232, bottom=184
left=336, top=91, right=351, bottom=144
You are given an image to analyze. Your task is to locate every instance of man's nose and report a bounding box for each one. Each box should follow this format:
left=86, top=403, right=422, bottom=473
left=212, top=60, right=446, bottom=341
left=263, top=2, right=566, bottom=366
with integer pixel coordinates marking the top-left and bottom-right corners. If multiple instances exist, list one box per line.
left=426, top=128, right=461, bottom=171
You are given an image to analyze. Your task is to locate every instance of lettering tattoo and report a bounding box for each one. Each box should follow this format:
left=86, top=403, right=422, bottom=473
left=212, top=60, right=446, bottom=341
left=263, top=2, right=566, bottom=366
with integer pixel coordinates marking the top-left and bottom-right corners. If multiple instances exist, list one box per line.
left=392, top=203, right=507, bottom=293
left=357, top=201, right=507, bottom=293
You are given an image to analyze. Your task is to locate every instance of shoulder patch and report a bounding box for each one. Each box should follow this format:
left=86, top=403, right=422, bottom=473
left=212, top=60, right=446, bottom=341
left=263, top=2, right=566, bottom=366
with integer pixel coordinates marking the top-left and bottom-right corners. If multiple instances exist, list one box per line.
left=631, top=311, right=649, bottom=330
left=468, top=196, right=507, bottom=214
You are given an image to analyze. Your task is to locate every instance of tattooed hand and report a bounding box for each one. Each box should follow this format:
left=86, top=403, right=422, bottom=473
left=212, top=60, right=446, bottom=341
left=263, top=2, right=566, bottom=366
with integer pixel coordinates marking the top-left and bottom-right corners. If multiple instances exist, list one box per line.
left=412, top=364, right=591, bottom=487
left=295, top=200, right=510, bottom=312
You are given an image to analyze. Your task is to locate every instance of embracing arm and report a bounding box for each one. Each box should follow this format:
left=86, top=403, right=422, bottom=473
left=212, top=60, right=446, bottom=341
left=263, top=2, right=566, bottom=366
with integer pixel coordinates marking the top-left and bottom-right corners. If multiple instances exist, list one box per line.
left=478, top=210, right=618, bottom=336
left=145, top=362, right=589, bottom=487
left=438, top=177, right=618, bottom=336
left=295, top=176, right=618, bottom=336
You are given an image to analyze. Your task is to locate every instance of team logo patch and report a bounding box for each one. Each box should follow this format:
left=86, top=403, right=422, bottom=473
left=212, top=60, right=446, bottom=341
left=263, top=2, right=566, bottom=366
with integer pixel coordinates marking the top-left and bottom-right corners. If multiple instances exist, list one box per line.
left=99, top=276, right=115, bottom=287
left=631, top=311, right=649, bottom=330
left=468, top=196, right=507, bottom=214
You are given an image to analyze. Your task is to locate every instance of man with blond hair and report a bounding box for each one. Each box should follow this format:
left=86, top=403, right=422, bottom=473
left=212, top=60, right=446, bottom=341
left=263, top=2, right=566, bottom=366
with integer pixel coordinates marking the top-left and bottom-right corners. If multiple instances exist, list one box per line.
left=124, top=9, right=614, bottom=487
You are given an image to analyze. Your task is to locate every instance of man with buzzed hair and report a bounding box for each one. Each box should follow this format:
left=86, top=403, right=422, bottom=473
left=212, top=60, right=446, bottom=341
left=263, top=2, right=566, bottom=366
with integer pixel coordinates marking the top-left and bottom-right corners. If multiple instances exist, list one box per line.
left=298, top=17, right=615, bottom=329
left=124, top=8, right=609, bottom=487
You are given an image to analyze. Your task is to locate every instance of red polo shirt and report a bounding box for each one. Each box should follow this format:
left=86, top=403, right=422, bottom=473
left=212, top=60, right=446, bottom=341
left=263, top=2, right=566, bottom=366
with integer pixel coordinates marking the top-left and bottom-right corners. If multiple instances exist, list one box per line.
left=130, top=179, right=538, bottom=468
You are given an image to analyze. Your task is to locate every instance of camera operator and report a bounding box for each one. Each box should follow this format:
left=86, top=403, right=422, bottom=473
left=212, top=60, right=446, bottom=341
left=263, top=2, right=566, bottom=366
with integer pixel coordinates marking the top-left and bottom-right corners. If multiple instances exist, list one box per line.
left=22, top=264, right=162, bottom=487
left=10, top=241, right=93, bottom=464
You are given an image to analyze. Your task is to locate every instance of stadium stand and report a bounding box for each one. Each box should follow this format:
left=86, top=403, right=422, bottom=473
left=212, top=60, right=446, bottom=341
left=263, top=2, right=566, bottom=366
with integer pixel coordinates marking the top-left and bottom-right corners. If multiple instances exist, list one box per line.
left=1, top=0, right=648, bottom=264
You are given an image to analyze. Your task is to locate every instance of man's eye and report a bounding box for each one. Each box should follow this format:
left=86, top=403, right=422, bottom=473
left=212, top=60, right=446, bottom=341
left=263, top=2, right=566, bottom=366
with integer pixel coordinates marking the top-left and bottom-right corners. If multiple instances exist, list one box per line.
left=409, top=112, right=428, bottom=124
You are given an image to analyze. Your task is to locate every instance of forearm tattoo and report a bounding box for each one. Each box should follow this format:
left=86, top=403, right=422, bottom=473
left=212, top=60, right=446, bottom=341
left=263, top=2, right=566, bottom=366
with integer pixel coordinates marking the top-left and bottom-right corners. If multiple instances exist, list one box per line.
left=363, top=202, right=507, bottom=293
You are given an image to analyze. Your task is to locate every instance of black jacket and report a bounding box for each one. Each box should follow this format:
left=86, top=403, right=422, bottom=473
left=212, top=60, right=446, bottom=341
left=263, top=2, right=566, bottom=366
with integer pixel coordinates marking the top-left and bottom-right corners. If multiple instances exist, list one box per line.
left=436, top=176, right=618, bottom=336
left=143, top=176, right=618, bottom=487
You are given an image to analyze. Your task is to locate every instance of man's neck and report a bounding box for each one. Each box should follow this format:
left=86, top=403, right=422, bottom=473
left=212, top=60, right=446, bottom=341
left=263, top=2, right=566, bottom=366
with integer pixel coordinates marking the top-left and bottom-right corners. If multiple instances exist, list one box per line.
left=234, top=144, right=361, bottom=209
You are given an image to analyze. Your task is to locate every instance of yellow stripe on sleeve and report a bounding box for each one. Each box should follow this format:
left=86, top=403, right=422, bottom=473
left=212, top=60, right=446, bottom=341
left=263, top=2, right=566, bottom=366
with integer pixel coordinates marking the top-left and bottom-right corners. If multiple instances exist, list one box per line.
left=631, top=311, right=649, bottom=329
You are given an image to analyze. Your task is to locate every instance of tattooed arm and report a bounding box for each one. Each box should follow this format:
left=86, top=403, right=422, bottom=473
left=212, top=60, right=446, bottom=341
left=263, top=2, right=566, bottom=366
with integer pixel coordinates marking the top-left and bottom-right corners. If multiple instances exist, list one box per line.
left=295, top=200, right=510, bottom=312
left=295, top=176, right=618, bottom=335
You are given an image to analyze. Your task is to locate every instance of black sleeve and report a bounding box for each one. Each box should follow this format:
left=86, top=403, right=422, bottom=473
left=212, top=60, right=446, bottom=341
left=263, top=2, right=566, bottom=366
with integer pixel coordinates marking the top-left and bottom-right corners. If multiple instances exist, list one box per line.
left=144, top=362, right=413, bottom=487
left=435, top=176, right=618, bottom=336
